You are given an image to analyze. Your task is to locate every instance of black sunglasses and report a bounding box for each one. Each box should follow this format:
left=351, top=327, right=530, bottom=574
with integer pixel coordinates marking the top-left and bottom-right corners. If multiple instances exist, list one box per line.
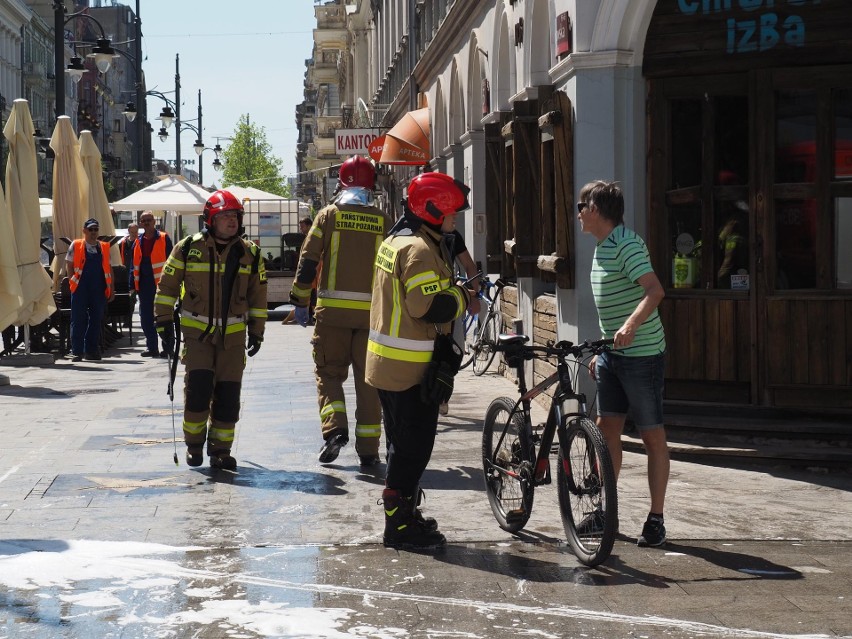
left=87, top=228, right=100, bottom=232
left=577, top=202, right=589, bottom=213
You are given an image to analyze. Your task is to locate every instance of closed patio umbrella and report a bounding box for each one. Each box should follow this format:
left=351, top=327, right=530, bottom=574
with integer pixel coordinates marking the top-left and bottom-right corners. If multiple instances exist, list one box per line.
left=50, top=115, right=89, bottom=290
left=0, top=180, right=23, bottom=332
left=79, top=130, right=119, bottom=265
left=4, top=99, right=56, bottom=327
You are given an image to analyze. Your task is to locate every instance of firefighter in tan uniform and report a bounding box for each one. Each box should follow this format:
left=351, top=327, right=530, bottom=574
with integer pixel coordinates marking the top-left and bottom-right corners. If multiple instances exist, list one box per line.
left=365, top=172, right=473, bottom=548
left=290, top=155, right=387, bottom=466
left=154, top=190, right=268, bottom=471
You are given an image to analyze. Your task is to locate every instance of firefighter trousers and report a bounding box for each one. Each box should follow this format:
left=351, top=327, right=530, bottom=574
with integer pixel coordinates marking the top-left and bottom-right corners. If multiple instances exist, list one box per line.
left=311, top=324, right=381, bottom=456
left=181, top=336, right=246, bottom=456
left=378, top=385, right=439, bottom=496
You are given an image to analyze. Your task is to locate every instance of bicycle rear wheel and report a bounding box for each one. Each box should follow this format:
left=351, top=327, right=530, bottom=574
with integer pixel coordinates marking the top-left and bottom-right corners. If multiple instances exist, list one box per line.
left=472, top=312, right=498, bottom=376
left=482, top=396, right=534, bottom=533
left=556, top=417, right=617, bottom=567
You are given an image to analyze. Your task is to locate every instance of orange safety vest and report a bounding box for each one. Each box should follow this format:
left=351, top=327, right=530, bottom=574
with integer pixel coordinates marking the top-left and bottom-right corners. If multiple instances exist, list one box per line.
left=133, top=232, right=169, bottom=291
left=68, top=239, right=113, bottom=298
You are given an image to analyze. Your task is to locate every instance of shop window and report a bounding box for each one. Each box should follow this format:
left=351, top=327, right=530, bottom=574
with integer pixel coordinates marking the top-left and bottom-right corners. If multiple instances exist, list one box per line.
left=835, top=198, right=852, bottom=288
left=775, top=198, right=816, bottom=289
left=775, top=90, right=817, bottom=183
left=834, top=89, right=852, bottom=180
left=715, top=96, right=749, bottom=186
left=670, top=99, right=702, bottom=189
left=669, top=203, right=702, bottom=289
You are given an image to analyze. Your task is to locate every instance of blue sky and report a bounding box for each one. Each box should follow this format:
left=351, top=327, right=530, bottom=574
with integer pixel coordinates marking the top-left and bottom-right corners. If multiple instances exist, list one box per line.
left=138, top=0, right=316, bottom=188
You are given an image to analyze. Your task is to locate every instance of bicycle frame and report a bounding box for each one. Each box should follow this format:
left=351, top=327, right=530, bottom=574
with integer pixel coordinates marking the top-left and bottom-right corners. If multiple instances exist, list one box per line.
left=487, top=341, right=599, bottom=488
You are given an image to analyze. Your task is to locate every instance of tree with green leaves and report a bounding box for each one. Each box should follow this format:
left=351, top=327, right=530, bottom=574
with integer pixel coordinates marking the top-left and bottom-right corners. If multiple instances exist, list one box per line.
left=220, top=114, right=290, bottom=197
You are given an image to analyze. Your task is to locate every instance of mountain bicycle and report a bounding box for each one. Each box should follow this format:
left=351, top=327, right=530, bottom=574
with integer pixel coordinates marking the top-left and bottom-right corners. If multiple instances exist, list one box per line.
left=481, top=334, right=617, bottom=567
left=460, top=277, right=506, bottom=376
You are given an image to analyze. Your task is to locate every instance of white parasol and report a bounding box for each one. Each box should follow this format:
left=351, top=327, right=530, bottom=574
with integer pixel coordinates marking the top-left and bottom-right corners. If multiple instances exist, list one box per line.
left=50, top=116, right=89, bottom=290
left=79, top=130, right=119, bottom=265
left=3, top=99, right=56, bottom=326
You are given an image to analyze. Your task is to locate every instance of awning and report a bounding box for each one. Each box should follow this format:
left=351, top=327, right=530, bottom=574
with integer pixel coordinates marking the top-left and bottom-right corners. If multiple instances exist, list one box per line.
left=377, top=107, right=430, bottom=165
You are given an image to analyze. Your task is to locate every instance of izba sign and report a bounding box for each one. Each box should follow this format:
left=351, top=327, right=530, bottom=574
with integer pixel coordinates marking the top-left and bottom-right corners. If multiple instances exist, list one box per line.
left=335, top=128, right=382, bottom=156
left=677, top=0, right=820, bottom=54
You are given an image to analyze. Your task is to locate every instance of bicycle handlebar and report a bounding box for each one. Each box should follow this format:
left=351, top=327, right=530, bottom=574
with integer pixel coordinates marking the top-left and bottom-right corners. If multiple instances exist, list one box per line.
left=476, top=277, right=508, bottom=303
left=495, top=337, right=613, bottom=362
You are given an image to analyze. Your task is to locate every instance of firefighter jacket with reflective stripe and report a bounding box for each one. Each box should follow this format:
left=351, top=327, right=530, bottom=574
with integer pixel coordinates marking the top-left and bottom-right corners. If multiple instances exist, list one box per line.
left=68, top=239, right=113, bottom=297
left=154, top=232, right=268, bottom=349
left=132, top=231, right=169, bottom=291
left=289, top=202, right=387, bottom=329
left=365, top=223, right=468, bottom=392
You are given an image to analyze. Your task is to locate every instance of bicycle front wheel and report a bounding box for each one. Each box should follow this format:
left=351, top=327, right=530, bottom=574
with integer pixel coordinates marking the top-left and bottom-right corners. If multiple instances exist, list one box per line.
left=482, top=396, right=534, bottom=533
left=459, top=313, right=478, bottom=370
left=472, top=313, right=498, bottom=376
left=556, top=417, right=617, bottom=567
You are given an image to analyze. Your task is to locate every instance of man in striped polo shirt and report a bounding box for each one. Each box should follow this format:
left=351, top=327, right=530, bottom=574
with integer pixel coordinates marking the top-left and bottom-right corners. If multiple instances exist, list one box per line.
left=578, top=180, right=669, bottom=548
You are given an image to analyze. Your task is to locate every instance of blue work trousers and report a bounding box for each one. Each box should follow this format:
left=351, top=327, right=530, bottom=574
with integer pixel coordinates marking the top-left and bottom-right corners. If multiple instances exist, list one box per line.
left=70, top=258, right=107, bottom=356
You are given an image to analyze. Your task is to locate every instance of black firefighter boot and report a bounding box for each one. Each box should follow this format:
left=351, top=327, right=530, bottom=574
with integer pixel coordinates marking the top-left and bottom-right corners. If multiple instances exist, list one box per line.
left=382, top=488, right=445, bottom=549
left=413, top=487, right=438, bottom=532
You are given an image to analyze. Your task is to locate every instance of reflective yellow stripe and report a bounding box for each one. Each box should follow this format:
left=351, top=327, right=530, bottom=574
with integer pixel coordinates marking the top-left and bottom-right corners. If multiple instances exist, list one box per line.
left=328, top=231, right=340, bottom=291
left=320, top=401, right=346, bottom=418
left=447, top=286, right=465, bottom=319
left=181, top=317, right=247, bottom=334
left=183, top=419, right=207, bottom=435
left=355, top=423, right=381, bottom=438
left=155, top=293, right=178, bottom=306
left=209, top=427, right=234, bottom=442
left=291, top=282, right=312, bottom=298
left=390, top=278, right=402, bottom=337
left=368, top=339, right=433, bottom=363
left=248, top=307, right=268, bottom=318
left=372, top=235, right=382, bottom=290
left=185, top=263, right=225, bottom=273
left=164, top=255, right=185, bottom=270
left=405, top=270, right=439, bottom=293
left=316, top=298, right=371, bottom=311
left=310, top=226, right=323, bottom=239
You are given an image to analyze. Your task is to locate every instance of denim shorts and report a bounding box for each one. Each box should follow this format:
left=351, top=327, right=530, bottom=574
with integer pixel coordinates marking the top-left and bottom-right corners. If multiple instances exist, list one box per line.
left=595, top=350, right=666, bottom=430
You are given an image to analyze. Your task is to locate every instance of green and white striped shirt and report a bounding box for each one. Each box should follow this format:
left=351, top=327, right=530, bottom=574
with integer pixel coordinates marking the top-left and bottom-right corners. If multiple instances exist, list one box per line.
left=591, top=225, right=666, bottom=357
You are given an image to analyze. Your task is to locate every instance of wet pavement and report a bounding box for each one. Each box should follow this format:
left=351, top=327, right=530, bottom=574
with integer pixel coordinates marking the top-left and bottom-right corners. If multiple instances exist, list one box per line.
left=0, top=314, right=850, bottom=638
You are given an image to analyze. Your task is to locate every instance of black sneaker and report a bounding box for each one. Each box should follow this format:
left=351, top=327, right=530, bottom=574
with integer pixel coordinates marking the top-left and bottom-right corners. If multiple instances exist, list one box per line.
left=318, top=433, right=349, bottom=463
left=210, top=453, right=237, bottom=471
left=637, top=516, right=666, bottom=547
left=186, top=450, right=203, bottom=467
left=140, top=350, right=159, bottom=357
left=359, top=454, right=381, bottom=467
left=84, top=352, right=101, bottom=361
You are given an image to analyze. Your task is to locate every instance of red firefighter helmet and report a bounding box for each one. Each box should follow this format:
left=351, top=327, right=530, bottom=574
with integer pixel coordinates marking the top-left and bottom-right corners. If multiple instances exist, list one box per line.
left=203, top=189, right=244, bottom=228
left=338, top=155, right=376, bottom=190
left=406, top=172, right=470, bottom=226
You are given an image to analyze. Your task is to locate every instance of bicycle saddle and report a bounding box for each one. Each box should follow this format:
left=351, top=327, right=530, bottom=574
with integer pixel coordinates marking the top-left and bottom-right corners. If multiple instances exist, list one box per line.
left=497, top=334, right=528, bottom=346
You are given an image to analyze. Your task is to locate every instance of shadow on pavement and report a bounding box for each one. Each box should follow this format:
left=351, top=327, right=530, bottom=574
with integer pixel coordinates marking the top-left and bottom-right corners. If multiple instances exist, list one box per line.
left=664, top=541, right=804, bottom=581
left=426, top=543, right=654, bottom=586
left=195, top=466, right=348, bottom=495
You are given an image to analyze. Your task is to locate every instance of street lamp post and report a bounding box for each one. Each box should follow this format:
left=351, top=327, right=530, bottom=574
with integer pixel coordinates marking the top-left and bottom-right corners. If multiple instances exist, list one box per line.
left=129, top=83, right=210, bottom=184
left=53, top=1, right=117, bottom=119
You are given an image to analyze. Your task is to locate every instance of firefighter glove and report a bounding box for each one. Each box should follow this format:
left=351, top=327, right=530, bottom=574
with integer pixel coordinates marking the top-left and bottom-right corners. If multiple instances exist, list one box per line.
left=294, top=305, right=311, bottom=327
left=156, top=321, right=175, bottom=357
left=247, top=333, right=263, bottom=357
